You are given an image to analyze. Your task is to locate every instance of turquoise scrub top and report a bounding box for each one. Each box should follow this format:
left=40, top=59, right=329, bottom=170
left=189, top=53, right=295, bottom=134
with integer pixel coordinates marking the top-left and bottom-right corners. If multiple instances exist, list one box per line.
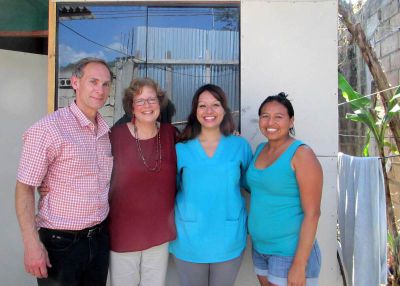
left=169, top=135, right=252, bottom=263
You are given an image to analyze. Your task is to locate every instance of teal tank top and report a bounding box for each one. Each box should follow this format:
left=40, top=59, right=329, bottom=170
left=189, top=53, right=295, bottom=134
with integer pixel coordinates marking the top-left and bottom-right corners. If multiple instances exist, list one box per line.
left=246, top=140, right=305, bottom=256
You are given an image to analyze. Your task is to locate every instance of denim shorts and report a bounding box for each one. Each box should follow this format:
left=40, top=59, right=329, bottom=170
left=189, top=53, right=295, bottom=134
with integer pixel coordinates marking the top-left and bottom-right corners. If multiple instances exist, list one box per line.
left=252, top=241, right=321, bottom=286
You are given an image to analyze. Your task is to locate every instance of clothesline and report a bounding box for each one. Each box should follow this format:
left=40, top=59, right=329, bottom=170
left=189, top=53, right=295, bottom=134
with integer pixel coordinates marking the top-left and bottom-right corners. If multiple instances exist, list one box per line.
left=378, top=154, right=400, bottom=159
left=314, top=154, right=400, bottom=159
left=338, top=84, right=400, bottom=106
left=338, top=133, right=399, bottom=139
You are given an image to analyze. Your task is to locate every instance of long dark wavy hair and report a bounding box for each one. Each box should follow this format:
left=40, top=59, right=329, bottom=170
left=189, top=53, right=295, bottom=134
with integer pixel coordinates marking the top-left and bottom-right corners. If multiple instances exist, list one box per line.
left=179, top=84, right=235, bottom=142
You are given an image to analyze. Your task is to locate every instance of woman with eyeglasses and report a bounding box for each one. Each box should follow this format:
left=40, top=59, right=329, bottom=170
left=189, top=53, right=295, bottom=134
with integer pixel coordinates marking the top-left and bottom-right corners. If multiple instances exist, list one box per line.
left=108, top=78, right=178, bottom=286
left=169, top=84, right=252, bottom=286
left=246, top=93, right=323, bottom=286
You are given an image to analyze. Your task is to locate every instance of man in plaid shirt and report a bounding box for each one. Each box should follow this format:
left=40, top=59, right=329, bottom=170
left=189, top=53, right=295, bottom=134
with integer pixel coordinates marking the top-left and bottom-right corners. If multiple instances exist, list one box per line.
left=15, top=57, right=113, bottom=286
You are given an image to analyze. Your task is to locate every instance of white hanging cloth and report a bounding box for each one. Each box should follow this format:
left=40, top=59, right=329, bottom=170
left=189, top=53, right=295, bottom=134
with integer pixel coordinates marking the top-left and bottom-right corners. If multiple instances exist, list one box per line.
left=337, top=152, right=387, bottom=286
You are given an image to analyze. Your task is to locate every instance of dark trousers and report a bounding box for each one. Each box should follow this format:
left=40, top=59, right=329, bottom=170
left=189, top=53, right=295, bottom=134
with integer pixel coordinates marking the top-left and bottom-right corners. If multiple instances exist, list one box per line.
left=37, top=224, right=109, bottom=286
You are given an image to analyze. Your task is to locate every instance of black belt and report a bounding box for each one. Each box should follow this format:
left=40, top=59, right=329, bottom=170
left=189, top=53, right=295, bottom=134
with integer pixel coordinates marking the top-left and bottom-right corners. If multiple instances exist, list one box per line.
left=40, top=221, right=106, bottom=239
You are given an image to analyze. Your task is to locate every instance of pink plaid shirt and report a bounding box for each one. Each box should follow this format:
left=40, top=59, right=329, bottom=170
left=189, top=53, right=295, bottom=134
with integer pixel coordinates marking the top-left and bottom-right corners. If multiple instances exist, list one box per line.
left=17, top=102, right=113, bottom=230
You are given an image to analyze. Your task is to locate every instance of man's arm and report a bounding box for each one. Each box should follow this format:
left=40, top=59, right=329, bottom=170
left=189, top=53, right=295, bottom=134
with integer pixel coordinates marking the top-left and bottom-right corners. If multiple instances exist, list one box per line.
left=15, top=181, right=51, bottom=278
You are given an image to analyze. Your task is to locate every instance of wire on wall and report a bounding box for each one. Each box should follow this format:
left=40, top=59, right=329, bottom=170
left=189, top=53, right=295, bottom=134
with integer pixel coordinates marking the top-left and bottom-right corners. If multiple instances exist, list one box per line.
left=338, top=84, right=400, bottom=106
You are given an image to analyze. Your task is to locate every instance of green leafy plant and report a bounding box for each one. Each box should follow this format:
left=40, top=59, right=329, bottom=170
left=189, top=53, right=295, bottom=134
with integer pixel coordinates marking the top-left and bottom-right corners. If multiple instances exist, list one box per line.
left=339, top=73, right=400, bottom=156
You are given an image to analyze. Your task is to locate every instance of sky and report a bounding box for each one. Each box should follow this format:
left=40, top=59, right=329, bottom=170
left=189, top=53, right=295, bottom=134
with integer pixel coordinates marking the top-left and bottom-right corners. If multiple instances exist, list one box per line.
left=58, top=6, right=239, bottom=67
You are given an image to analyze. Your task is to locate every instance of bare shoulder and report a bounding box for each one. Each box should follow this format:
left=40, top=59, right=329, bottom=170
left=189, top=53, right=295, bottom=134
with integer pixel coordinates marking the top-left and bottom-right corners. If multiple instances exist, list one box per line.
left=293, top=145, right=321, bottom=169
left=296, top=145, right=316, bottom=158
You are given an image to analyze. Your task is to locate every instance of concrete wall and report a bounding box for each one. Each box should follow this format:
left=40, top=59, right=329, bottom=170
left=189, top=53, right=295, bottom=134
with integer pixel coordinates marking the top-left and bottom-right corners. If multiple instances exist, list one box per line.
left=241, top=1, right=339, bottom=285
left=365, top=0, right=400, bottom=86
left=0, top=49, right=47, bottom=285
left=338, top=19, right=367, bottom=156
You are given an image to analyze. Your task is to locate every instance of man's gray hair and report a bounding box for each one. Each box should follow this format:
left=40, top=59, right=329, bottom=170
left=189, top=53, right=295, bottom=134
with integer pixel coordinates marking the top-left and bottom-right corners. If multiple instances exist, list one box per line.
left=72, top=57, right=113, bottom=80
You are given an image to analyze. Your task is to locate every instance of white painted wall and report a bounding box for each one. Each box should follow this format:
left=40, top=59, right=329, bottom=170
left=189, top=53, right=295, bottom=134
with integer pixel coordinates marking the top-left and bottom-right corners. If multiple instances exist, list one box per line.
left=0, top=49, right=47, bottom=285
left=241, top=0, right=339, bottom=285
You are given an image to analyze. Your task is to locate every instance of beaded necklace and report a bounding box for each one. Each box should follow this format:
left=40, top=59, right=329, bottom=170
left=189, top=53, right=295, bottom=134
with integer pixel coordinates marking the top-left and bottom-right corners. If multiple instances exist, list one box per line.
left=133, top=124, right=162, bottom=172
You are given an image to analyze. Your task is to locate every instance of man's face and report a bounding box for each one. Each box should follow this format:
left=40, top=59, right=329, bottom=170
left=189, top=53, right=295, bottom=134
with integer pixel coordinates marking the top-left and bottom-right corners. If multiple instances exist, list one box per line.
left=71, top=62, right=112, bottom=118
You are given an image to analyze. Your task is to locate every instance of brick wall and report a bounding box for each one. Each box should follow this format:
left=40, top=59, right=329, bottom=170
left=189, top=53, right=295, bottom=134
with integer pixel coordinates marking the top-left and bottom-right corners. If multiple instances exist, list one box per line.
left=339, top=0, right=400, bottom=156
left=338, top=12, right=367, bottom=156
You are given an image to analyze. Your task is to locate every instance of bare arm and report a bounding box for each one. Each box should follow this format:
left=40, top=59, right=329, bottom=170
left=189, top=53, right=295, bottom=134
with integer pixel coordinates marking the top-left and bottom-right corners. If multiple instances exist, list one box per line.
left=288, top=146, right=323, bottom=286
left=15, top=181, right=51, bottom=278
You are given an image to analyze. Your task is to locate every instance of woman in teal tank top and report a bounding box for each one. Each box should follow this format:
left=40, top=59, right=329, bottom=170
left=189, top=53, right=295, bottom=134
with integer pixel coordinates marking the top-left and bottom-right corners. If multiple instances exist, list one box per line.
left=245, top=93, right=323, bottom=286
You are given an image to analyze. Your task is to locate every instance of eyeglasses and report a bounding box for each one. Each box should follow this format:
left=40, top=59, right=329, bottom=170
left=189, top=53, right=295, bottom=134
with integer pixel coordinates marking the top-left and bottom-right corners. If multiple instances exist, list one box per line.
left=133, top=97, right=159, bottom=106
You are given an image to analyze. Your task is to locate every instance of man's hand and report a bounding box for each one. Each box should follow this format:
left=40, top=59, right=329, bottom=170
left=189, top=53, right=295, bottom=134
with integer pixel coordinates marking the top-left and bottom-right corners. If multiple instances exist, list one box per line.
left=15, top=181, right=51, bottom=278
left=24, top=238, right=51, bottom=278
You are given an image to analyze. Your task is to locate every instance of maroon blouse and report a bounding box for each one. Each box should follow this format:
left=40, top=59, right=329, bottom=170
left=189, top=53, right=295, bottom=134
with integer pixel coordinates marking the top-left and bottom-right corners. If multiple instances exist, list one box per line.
left=108, top=123, right=177, bottom=252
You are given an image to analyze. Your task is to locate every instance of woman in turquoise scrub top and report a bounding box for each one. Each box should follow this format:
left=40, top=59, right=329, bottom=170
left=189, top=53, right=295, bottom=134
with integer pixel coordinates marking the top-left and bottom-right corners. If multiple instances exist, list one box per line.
left=169, top=84, right=252, bottom=286
left=246, top=92, right=323, bottom=286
